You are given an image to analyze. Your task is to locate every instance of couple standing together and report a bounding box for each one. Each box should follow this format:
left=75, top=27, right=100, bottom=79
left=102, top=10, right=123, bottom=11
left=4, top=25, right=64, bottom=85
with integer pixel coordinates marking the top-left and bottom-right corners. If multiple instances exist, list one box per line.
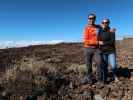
left=83, top=13, right=117, bottom=85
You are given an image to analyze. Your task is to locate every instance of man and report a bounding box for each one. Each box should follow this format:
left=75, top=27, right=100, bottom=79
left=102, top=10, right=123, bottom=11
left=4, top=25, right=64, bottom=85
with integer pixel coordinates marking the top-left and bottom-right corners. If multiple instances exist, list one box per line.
left=82, top=13, right=102, bottom=84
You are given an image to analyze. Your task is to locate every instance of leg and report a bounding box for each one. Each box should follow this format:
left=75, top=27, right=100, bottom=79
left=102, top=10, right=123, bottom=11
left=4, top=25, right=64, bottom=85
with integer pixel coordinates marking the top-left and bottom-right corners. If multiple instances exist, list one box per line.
left=85, top=48, right=95, bottom=80
left=108, top=53, right=117, bottom=80
left=99, top=53, right=108, bottom=81
left=94, top=50, right=103, bottom=81
left=101, top=53, right=108, bottom=81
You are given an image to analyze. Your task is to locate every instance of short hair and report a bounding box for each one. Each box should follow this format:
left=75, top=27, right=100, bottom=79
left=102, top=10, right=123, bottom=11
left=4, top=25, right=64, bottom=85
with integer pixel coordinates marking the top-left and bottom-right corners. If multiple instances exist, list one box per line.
left=88, top=13, right=96, bottom=19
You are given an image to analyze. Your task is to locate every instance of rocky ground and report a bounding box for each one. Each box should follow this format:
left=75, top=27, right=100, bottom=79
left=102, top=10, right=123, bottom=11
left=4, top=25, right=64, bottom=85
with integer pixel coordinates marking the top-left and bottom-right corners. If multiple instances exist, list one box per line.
left=0, top=38, right=133, bottom=100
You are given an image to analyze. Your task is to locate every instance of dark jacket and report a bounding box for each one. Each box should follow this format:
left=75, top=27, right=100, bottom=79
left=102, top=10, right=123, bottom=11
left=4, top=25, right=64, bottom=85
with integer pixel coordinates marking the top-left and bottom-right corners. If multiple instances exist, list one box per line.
left=98, top=28, right=115, bottom=53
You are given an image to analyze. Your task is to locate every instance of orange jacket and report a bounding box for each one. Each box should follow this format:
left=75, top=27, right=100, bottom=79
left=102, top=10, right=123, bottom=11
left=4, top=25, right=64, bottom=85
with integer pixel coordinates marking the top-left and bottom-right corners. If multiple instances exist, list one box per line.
left=83, top=25, right=100, bottom=48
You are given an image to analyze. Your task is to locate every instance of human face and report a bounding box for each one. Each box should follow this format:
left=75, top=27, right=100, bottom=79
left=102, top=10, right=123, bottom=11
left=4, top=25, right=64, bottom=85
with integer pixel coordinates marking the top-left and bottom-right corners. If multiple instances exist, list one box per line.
left=88, top=15, right=95, bottom=25
left=102, top=19, right=109, bottom=28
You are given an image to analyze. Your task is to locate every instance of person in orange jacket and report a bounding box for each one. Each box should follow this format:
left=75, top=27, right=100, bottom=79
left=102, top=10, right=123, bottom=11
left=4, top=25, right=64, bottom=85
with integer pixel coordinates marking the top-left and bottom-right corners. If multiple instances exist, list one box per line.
left=82, top=13, right=103, bottom=84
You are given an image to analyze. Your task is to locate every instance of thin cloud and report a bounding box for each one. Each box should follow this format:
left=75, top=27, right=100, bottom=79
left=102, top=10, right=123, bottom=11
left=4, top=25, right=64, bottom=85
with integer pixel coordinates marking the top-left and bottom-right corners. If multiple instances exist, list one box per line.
left=0, top=40, right=63, bottom=49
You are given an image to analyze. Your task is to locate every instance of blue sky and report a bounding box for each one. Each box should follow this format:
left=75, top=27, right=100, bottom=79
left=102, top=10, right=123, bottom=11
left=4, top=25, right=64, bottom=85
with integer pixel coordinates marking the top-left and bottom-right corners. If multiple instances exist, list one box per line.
left=0, top=0, right=133, bottom=41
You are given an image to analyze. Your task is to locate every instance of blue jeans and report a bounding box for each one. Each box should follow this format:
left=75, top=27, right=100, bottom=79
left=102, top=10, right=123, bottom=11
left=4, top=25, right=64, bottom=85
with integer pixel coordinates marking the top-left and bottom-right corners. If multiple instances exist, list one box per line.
left=102, top=52, right=117, bottom=80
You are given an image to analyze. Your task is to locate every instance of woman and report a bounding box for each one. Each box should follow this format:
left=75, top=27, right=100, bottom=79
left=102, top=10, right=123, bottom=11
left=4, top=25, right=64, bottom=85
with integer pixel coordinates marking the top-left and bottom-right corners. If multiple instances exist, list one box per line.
left=98, top=18, right=118, bottom=82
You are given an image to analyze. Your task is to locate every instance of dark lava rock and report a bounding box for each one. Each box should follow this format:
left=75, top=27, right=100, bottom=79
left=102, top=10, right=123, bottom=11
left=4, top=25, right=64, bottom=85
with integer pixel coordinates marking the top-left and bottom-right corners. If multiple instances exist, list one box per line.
left=0, top=39, right=132, bottom=100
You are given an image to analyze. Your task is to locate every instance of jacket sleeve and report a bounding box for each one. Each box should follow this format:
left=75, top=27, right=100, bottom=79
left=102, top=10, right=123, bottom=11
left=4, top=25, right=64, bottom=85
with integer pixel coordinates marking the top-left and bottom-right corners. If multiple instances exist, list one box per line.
left=103, top=32, right=115, bottom=45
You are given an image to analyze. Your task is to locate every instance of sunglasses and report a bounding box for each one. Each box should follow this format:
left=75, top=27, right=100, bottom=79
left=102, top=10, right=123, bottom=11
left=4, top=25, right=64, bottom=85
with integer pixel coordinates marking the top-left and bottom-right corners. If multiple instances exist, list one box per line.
left=102, top=21, right=109, bottom=24
left=88, top=17, right=95, bottom=20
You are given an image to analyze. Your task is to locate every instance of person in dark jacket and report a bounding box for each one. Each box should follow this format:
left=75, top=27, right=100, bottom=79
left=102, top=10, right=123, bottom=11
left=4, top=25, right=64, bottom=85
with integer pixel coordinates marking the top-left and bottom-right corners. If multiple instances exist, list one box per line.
left=98, top=18, right=118, bottom=82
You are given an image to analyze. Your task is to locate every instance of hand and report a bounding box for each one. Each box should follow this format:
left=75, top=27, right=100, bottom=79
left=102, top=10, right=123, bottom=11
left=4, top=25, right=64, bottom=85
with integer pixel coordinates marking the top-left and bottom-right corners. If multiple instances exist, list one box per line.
left=110, top=28, right=116, bottom=32
left=99, top=41, right=104, bottom=45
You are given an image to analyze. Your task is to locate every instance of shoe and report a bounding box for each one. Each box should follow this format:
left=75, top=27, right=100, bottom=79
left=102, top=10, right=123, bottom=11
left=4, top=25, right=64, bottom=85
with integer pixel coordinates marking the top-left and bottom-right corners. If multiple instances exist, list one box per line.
left=114, top=77, right=119, bottom=82
left=110, top=77, right=119, bottom=83
left=81, top=76, right=93, bottom=85
left=95, top=81, right=105, bottom=89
